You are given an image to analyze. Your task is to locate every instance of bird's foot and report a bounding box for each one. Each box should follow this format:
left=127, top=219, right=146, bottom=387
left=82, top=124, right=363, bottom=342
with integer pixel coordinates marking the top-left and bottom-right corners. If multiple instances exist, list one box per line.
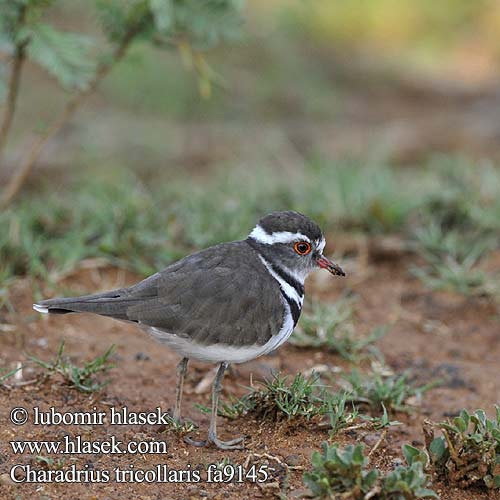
left=209, top=434, right=244, bottom=450
left=184, top=433, right=244, bottom=450
left=183, top=436, right=207, bottom=447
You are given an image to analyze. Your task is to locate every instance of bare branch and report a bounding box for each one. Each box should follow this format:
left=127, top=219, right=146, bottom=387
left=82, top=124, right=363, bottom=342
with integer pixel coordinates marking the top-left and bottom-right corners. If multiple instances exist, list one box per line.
left=0, top=21, right=142, bottom=209
left=0, top=6, right=29, bottom=166
left=0, top=43, right=27, bottom=159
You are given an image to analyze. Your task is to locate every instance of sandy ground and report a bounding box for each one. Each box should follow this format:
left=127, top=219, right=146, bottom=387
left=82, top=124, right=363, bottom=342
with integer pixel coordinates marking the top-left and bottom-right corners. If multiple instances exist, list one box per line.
left=1, top=245, right=499, bottom=499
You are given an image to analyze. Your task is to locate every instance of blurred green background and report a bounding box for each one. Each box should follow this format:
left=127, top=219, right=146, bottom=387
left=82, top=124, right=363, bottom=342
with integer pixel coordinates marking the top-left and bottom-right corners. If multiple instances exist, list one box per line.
left=1, top=0, right=500, bottom=298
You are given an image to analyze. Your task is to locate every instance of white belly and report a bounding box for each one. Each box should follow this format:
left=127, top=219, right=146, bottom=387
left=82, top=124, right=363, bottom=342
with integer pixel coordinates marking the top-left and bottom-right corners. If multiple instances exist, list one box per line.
left=143, top=299, right=294, bottom=364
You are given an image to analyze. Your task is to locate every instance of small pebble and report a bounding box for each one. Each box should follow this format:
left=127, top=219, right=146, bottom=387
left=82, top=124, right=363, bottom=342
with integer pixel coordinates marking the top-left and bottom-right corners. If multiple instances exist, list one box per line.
left=285, top=454, right=301, bottom=466
left=0, top=473, right=14, bottom=486
left=259, top=481, right=280, bottom=493
left=363, top=433, right=380, bottom=446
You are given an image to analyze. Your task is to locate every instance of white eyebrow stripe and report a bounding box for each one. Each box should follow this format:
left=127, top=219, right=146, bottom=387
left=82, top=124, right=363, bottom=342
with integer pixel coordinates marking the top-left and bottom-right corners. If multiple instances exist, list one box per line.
left=317, top=237, right=326, bottom=253
left=249, top=225, right=311, bottom=245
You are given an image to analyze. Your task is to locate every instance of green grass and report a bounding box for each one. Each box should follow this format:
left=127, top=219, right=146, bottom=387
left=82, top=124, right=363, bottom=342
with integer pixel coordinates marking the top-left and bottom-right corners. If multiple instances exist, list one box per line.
left=1, top=158, right=499, bottom=303
left=325, top=392, right=359, bottom=435
left=200, top=371, right=360, bottom=429
left=290, top=297, right=386, bottom=361
left=343, top=369, right=436, bottom=415
left=200, top=368, right=400, bottom=437
left=200, top=372, right=332, bottom=422
left=409, top=160, right=500, bottom=297
left=28, top=341, right=115, bottom=393
left=411, top=223, right=499, bottom=297
left=0, top=365, right=22, bottom=385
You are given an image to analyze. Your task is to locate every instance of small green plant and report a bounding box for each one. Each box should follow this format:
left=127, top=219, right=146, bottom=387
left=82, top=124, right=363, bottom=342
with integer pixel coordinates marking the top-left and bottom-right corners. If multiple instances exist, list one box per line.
left=163, top=415, right=197, bottom=435
left=303, top=442, right=437, bottom=499
left=412, top=258, right=495, bottom=297
left=35, top=455, right=65, bottom=470
left=290, top=299, right=385, bottom=362
left=409, top=161, right=500, bottom=299
left=424, top=407, right=500, bottom=490
left=326, top=392, right=358, bottom=435
left=360, top=404, right=401, bottom=431
left=28, top=341, right=115, bottom=392
left=344, top=370, right=434, bottom=414
left=303, top=443, right=379, bottom=499
left=0, top=0, right=244, bottom=207
left=381, top=445, right=438, bottom=499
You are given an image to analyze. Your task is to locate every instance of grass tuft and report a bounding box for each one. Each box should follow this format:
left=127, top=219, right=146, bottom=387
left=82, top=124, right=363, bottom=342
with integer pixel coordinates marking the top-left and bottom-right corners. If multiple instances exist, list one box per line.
left=201, top=372, right=358, bottom=429
left=411, top=224, right=499, bottom=297
left=216, top=372, right=328, bottom=422
left=28, top=341, right=115, bottom=393
left=343, top=369, right=436, bottom=414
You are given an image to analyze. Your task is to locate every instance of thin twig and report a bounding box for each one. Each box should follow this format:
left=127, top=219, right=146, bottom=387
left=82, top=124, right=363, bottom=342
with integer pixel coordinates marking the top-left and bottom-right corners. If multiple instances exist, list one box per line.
left=368, top=428, right=388, bottom=457
left=0, top=6, right=28, bottom=164
left=0, top=20, right=143, bottom=209
left=364, top=486, right=382, bottom=500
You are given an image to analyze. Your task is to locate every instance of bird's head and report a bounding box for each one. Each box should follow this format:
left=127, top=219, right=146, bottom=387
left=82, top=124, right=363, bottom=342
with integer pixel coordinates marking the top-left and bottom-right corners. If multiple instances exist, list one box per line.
left=247, top=211, right=345, bottom=281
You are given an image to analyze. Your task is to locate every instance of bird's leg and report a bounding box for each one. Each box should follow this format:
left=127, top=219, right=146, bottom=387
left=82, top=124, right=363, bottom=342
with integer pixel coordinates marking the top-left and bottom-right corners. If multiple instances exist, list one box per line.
left=207, top=361, right=244, bottom=450
left=173, top=357, right=189, bottom=423
left=184, top=361, right=244, bottom=449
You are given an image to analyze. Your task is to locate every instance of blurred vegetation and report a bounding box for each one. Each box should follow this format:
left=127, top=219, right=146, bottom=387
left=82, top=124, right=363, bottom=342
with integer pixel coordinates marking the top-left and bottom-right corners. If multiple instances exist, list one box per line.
left=0, top=0, right=244, bottom=207
left=290, top=297, right=385, bottom=362
left=1, top=158, right=500, bottom=301
left=1, top=1, right=500, bottom=304
left=1, top=6, right=499, bottom=492
left=291, top=1, right=500, bottom=54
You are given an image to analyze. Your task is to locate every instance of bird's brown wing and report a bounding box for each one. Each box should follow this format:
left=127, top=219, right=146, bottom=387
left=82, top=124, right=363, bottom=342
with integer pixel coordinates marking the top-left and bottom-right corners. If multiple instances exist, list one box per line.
left=125, top=241, right=284, bottom=347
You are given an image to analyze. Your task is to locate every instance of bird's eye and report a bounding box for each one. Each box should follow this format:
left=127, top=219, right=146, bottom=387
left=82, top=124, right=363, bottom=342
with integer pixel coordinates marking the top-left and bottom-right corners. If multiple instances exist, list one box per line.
left=294, top=241, right=311, bottom=255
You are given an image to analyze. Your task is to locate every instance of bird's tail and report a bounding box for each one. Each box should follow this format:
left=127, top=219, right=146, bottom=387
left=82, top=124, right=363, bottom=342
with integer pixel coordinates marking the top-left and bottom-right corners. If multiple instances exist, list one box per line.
left=33, top=289, right=135, bottom=321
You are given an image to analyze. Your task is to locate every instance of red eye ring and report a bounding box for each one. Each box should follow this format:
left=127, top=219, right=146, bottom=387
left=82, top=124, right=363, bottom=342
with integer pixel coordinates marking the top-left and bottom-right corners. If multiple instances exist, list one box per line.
left=294, top=241, right=311, bottom=255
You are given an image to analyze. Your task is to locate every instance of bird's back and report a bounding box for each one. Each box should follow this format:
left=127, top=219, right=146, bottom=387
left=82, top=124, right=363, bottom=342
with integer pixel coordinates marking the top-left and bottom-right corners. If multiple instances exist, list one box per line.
left=36, top=240, right=285, bottom=348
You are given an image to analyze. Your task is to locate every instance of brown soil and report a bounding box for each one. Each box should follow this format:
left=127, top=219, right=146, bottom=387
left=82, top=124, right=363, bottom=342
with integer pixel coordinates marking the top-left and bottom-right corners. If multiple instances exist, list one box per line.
left=1, top=248, right=499, bottom=500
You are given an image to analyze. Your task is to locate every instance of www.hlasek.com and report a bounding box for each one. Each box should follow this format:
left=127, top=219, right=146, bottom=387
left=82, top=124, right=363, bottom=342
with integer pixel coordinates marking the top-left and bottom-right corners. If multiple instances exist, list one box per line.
left=8, top=405, right=273, bottom=484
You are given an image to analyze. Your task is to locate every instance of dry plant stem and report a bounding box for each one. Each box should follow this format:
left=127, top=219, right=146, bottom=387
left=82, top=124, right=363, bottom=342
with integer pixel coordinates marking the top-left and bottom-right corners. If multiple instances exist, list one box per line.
left=0, top=13, right=28, bottom=163
left=0, top=23, right=140, bottom=210
left=368, top=428, right=387, bottom=457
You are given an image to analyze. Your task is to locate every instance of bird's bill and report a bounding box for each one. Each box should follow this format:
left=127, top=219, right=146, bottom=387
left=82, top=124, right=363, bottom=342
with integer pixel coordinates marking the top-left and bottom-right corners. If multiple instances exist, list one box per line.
left=316, top=254, right=346, bottom=277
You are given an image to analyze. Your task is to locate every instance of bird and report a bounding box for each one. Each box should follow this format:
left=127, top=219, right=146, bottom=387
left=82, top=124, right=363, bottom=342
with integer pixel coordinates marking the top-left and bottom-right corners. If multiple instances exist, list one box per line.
left=33, top=211, right=345, bottom=450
